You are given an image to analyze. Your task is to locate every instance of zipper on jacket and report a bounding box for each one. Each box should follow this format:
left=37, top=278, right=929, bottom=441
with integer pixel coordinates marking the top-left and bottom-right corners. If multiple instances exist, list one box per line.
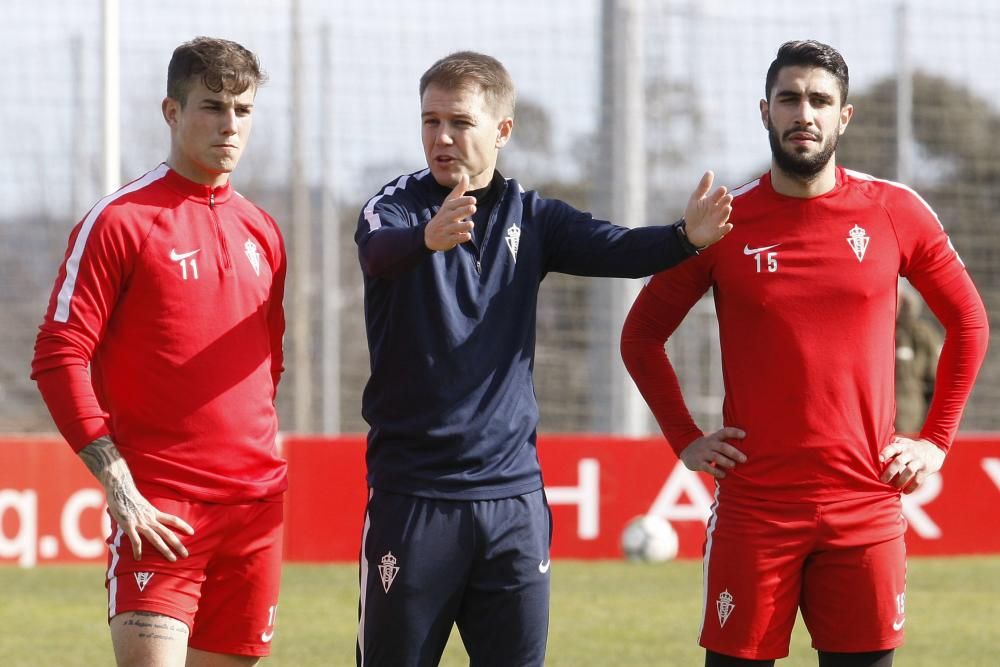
left=473, top=179, right=509, bottom=275
left=209, top=192, right=232, bottom=270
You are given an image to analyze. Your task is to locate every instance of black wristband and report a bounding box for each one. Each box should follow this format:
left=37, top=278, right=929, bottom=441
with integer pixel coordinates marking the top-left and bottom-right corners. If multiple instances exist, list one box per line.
left=673, top=219, right=705, bottom=256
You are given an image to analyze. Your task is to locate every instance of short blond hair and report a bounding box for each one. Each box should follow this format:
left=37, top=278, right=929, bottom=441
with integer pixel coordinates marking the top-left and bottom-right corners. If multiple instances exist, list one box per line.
left=419, top=51, right=516, bottom=117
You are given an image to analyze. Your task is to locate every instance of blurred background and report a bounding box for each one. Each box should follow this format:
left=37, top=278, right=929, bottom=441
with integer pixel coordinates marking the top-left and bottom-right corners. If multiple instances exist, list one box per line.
left=2, top=0, right=997, bottom=438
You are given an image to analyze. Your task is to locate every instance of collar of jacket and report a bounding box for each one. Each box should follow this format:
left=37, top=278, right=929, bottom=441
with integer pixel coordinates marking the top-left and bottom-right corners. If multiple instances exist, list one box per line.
left=161, top=163, right=234, bottom=205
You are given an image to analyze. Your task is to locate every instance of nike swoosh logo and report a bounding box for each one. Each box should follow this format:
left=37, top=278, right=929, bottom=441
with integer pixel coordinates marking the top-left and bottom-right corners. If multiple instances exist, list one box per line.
left=892, top=618, right=905, bottom=631
left=170, top=248, right=200, bottom=261
left=261, top=629, right=275, bottom=642
left=743, top=243, right=781, bottom=255
left=538, top=559, right=551, bottom=574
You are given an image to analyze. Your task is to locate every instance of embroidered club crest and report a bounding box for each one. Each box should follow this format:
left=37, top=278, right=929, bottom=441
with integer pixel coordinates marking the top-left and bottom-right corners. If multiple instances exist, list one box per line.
left=244, top=239, right=261, bottom=276
left=716, top=589, right=735, bottom=628
left=378, top=551, right=400, bottom=593
left=846, top=224, right=870, bottom=262
left=134, top=571, right=154, bottom=591
left=505, top=225, right=521, bottom=262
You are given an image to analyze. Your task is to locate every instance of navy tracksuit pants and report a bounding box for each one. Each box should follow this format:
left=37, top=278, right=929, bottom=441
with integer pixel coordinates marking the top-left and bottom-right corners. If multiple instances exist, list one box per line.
left=357, top=489, right=552, bottom=666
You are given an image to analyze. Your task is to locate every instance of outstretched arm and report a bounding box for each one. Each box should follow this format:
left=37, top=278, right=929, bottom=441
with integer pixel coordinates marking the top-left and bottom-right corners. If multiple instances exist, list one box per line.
left=542, top=170, right=735, bottom=278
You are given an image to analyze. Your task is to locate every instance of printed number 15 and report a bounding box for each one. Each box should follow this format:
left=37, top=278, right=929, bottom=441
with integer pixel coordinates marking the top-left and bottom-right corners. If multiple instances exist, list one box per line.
left=755, top=252, right=778, bottom=273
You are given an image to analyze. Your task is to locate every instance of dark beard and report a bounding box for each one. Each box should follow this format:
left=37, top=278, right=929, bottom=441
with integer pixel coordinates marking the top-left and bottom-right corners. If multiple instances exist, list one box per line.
left=767, top=119, right=838, bottom=180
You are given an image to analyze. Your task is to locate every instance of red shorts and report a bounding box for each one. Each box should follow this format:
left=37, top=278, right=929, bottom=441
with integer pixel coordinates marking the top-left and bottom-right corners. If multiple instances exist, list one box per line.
left=699, top=491, right=907, bottom=660
left=105, top=495, right=283, bottom=657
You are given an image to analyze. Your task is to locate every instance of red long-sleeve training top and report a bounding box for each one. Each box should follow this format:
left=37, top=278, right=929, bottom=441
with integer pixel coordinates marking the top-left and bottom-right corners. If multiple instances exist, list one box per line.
left=32, top=164, right=288, bottom=503
left=621, top=168, right=989, bottom=503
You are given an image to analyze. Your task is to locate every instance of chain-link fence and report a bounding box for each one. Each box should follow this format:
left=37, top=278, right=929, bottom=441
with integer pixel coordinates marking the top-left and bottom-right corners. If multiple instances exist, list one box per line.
left=2, top=0, right=997, bottom=436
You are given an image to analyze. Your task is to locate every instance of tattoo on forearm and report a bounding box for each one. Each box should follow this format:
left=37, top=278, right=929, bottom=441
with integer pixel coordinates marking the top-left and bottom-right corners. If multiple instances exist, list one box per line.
left=78, top=436, right=143, bottom=518
left=109, top=474, right=142, bottom=516
left=78, top=436, right=121, bottom=477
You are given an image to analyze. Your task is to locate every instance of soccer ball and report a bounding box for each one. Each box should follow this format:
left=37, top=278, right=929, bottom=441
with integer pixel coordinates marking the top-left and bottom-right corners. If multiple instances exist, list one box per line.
left=620, top=514, right=679, bottom=562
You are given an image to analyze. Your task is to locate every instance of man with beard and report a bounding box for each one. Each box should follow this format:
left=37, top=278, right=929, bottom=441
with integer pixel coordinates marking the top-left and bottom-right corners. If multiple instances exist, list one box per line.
left=620, top=40, right=988, bottom=667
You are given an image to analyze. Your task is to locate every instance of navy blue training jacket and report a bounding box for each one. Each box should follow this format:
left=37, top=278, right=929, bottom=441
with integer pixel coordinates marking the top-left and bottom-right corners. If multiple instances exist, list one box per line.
left=355, top=168, right=695, bottom=500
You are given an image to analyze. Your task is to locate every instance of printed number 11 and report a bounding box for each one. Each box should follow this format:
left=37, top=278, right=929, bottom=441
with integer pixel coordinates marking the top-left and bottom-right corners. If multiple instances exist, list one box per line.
left=180, top=258, right=199, bottom=280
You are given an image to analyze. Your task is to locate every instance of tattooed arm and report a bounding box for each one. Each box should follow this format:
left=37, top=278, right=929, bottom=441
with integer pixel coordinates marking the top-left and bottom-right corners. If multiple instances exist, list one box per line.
left=79, top=436, right=194, bottom=561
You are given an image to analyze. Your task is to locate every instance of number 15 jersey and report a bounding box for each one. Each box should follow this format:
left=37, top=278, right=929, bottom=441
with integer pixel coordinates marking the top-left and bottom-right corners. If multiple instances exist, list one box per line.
left=622, top=167, right=988, bottom=503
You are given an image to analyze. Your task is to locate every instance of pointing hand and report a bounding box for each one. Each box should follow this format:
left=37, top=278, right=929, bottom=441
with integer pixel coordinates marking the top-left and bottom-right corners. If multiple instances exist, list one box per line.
left=425, top=173, right=476, bottom=251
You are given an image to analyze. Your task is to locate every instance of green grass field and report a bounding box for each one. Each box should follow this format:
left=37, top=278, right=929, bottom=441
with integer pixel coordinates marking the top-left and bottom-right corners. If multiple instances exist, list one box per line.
left=1, top=557, right=997, bottom=666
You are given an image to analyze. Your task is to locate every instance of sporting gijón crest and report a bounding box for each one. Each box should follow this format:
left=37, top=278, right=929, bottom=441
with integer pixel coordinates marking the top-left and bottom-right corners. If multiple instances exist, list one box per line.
left=505, top=225, right=521, bottom=263
left=716, top=589, right=735, bottom=628
left=134, top=571, right=154, bottom=591
left=846, top=224, right=870, bottom=262
left=378, top=552, right=400, bottom=593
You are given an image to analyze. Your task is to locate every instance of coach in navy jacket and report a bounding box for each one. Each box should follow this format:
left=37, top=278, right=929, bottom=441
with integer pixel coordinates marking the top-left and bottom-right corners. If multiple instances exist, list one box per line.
left=353, top=51, right=733, bottom=667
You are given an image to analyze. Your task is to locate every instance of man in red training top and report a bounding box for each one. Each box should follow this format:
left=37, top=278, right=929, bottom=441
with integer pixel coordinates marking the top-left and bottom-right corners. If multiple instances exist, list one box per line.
left=621, top=40, right=988, bottom=667
left=32, top=37, right=286, bottom=666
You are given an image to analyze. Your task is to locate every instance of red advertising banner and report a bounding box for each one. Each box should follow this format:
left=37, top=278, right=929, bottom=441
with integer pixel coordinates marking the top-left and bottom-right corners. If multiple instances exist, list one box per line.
left=0, top=436, right=111, bottom=566
left=2, top=434, right=999, bottom=565
left=534, top=434, right=1000, bottom=559
left=282, top=435, right=367, bottom=562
